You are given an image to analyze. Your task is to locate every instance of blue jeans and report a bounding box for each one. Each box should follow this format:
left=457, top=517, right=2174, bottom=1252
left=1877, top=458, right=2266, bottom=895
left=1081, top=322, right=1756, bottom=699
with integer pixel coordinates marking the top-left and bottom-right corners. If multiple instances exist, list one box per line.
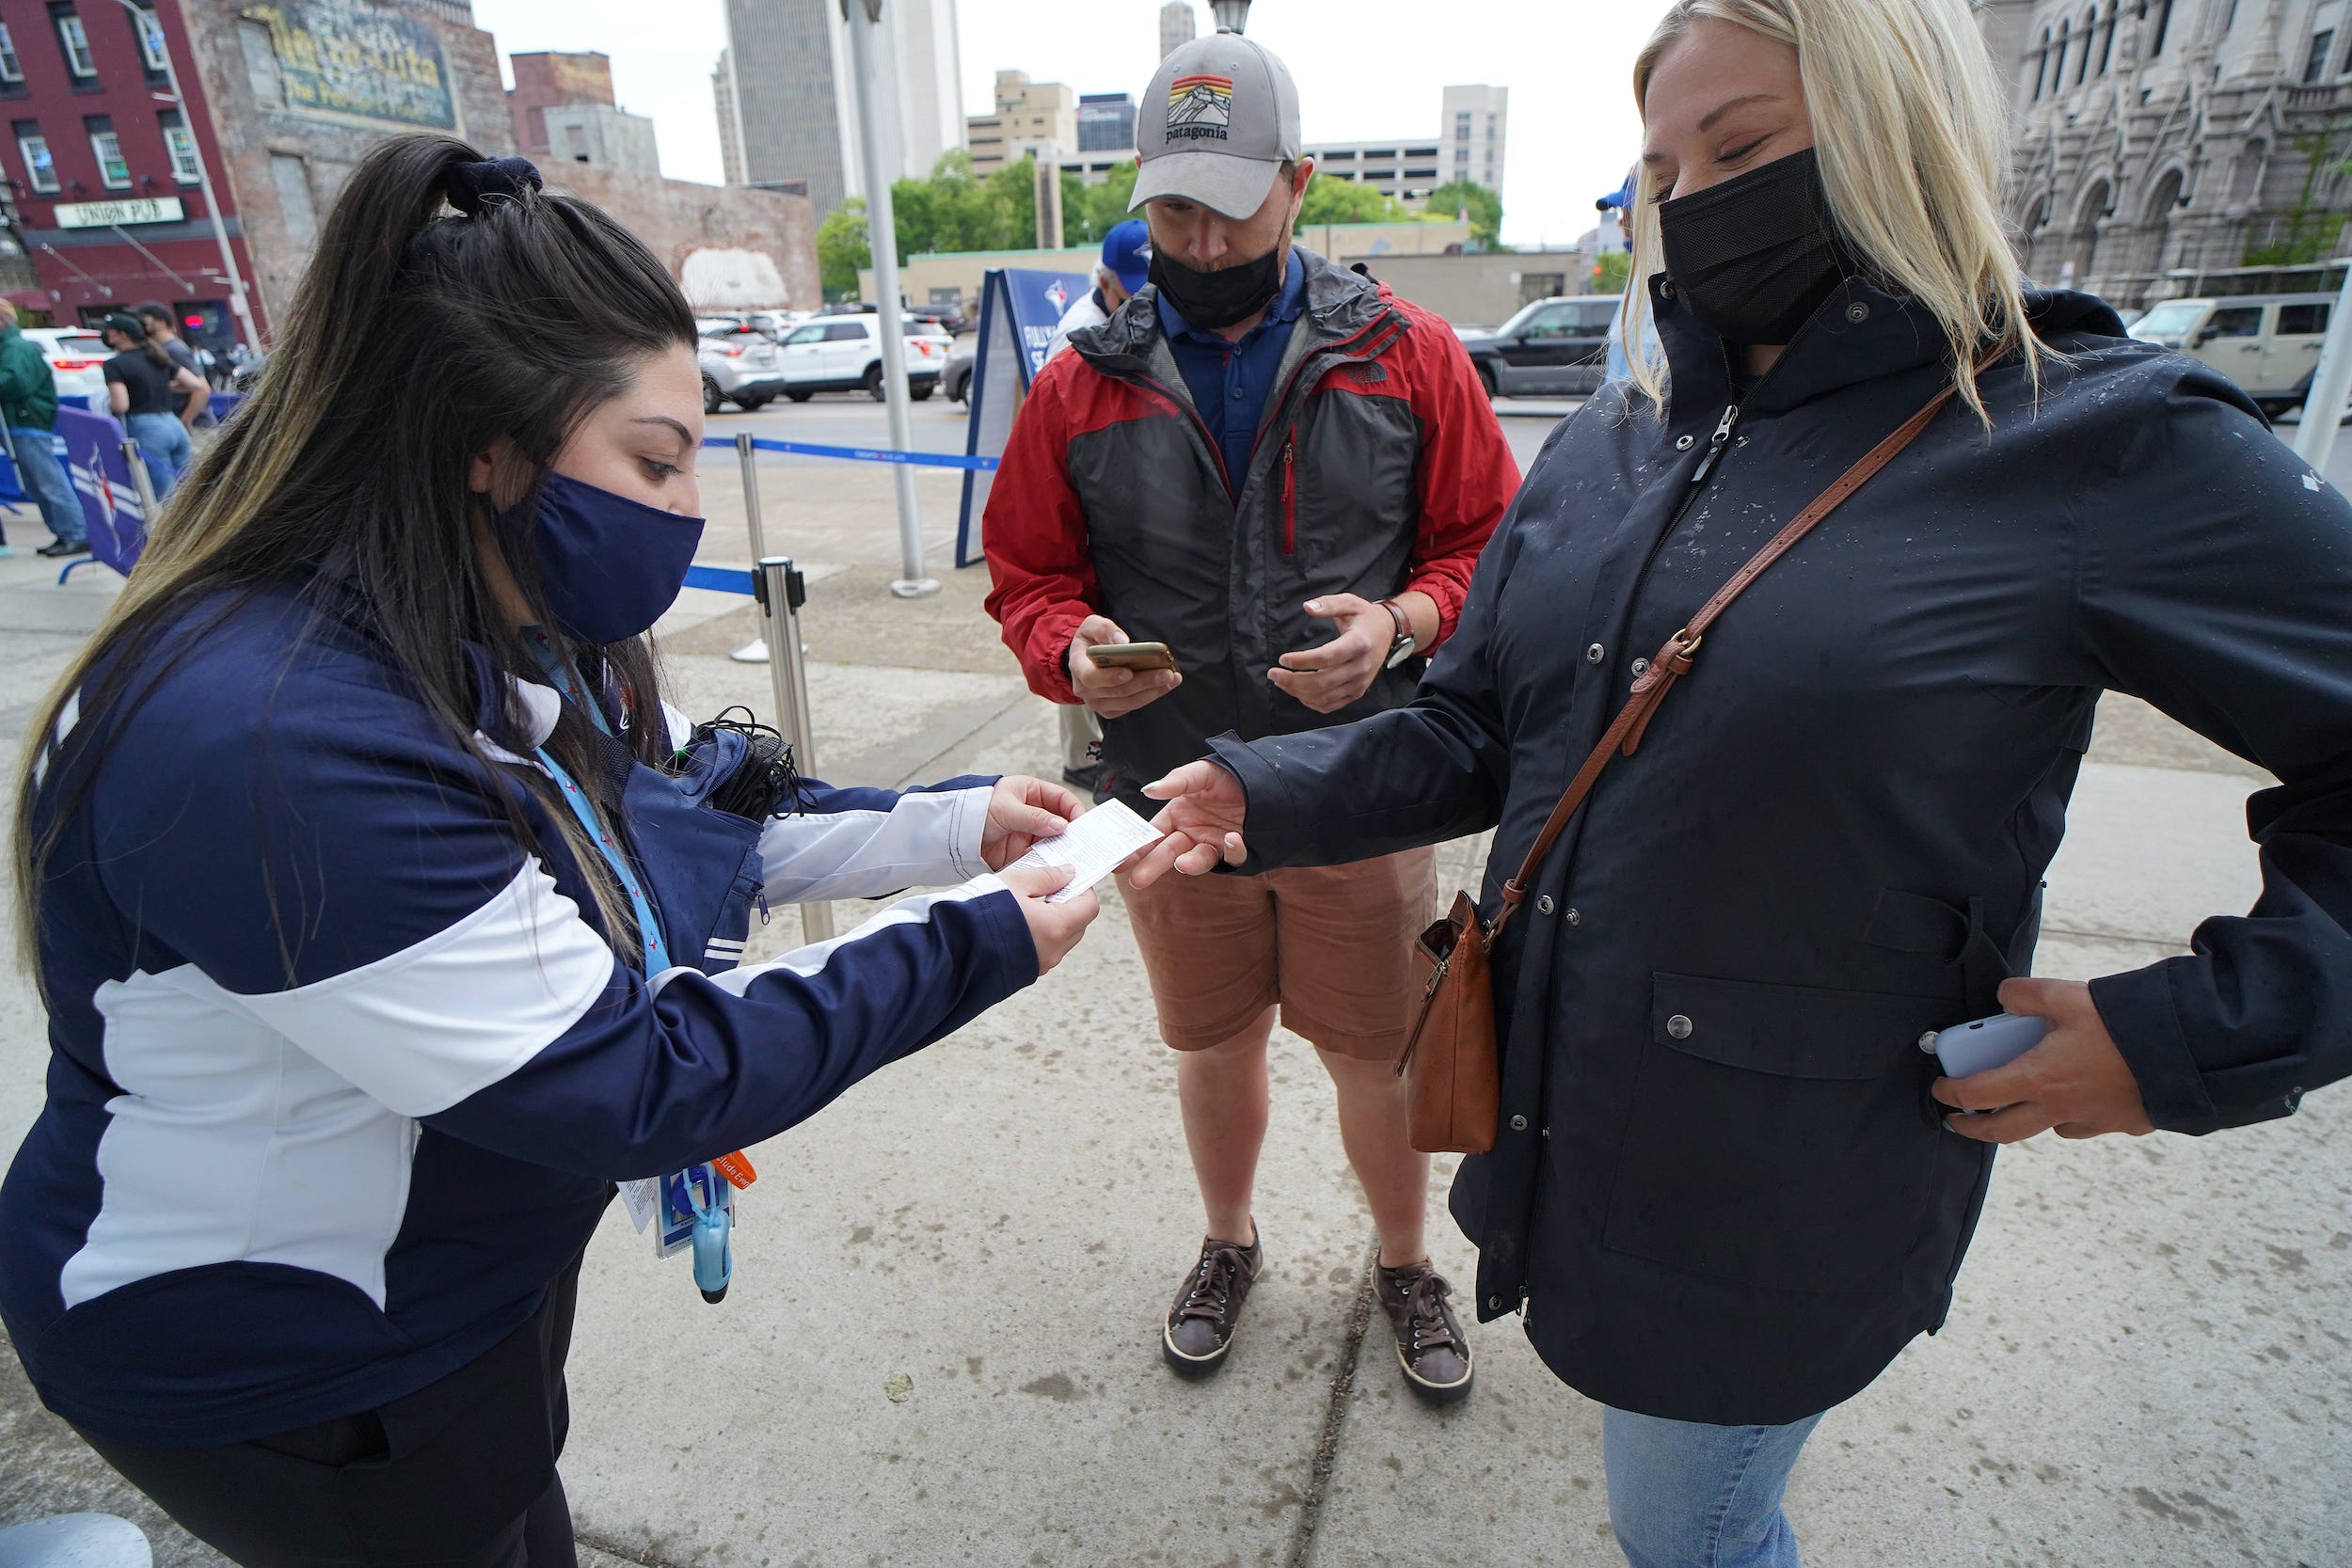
left=1604, top=1406, right=1825, bottom=1568
left=127, top=411, right=193, bottom=498
left=8, top=425, right=81, bottom=545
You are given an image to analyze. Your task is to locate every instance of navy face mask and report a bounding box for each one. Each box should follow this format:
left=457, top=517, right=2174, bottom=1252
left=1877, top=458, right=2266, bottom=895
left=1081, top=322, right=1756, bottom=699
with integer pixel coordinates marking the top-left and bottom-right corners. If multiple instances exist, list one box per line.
left=496, top=471, right=706, bottom=646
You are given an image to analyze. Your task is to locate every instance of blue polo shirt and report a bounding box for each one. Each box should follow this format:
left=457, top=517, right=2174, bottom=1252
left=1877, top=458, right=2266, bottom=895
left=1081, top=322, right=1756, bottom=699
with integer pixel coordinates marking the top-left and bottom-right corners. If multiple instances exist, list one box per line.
left=1158, top=249, right=1308, bottom=499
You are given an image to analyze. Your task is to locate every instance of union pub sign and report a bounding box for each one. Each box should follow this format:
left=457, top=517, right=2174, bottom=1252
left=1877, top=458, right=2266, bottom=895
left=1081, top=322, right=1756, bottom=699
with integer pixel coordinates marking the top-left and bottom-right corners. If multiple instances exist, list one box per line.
left=54, top=198, right=186, bottom=229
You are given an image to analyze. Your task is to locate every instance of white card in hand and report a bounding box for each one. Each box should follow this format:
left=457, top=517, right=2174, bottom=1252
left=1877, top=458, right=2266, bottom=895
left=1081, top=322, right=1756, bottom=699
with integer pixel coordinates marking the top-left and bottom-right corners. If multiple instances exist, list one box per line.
left=1007, top=800, right=1165, bottom=904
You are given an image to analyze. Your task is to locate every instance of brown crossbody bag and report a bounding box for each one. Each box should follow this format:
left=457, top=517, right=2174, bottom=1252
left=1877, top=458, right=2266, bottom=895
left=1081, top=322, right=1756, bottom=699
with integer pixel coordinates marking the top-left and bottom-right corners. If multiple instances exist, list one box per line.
left=1394, top=383, right=1959, bottom=1154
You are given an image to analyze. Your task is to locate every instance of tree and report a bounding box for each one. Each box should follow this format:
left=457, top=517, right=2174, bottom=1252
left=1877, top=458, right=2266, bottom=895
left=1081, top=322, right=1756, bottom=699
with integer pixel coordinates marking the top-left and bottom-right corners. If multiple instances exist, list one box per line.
left=1062, top=161, right=1139, bottom=246
left=1592, top=250, right=1633, bottom=295
left=817, top=198, right=868, bottom=300
left=1296, top=176, right=1407, bottom=229
left=1423, top=179, right=1504, bottom=250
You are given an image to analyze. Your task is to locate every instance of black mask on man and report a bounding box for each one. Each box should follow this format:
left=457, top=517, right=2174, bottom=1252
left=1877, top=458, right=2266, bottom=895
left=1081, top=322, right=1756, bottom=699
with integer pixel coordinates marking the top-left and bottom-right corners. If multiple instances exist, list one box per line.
left=1658, top=149, right=1852, bottom=347
left=1149, top=243, right=1287, bottom=330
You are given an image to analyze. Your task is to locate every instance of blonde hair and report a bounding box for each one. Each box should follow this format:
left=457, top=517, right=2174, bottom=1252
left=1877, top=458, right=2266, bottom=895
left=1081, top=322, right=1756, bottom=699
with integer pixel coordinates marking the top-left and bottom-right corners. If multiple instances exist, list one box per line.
left=1625, top=0, right=2048, bottom=421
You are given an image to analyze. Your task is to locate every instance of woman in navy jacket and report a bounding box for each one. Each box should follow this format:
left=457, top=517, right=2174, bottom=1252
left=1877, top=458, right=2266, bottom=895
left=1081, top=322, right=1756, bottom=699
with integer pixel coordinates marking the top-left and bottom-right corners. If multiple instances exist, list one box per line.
left=2, top=137, right=1096, bottom=1566
left=1139, top=1, right=2352, bottom=1563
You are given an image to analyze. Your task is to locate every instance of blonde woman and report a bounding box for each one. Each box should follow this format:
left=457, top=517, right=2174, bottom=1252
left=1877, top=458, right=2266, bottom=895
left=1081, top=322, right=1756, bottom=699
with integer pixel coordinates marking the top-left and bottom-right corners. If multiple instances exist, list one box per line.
left=1136, top=0, right=2352, bottom=1562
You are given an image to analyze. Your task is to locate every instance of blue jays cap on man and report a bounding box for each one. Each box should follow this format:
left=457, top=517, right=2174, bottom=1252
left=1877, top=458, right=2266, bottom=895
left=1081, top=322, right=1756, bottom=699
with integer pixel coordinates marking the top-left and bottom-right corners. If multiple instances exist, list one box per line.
left=1100, top=218, right=1152, bottom=294
left=1131, top=31, right=1303, bottom=219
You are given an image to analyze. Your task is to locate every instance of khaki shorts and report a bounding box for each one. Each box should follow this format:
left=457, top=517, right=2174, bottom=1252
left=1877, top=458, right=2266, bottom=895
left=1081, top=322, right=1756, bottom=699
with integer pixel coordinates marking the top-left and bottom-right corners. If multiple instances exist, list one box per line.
left=1116, top=846, right=1438, bottom=1060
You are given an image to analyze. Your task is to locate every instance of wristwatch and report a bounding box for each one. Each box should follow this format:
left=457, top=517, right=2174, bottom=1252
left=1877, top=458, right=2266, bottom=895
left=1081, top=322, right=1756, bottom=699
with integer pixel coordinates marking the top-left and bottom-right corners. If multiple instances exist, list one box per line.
left=1378, top=598, right=1419, bottom=669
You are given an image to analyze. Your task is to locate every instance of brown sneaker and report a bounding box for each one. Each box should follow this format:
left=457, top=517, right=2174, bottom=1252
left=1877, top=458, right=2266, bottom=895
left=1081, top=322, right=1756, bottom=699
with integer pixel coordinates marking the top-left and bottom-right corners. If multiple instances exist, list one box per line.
left=1161, top=1228, right=1263, bottom=1379
left=1375, top=1259, right=1474, bottom=1405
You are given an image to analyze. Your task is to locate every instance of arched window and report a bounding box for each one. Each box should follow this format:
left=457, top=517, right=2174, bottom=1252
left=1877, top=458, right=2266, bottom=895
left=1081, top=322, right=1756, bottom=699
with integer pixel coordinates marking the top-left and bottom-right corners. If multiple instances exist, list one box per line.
left=2055, top=19, right=2073, bottom=86
left=2098, top=0, right=2118, bottom=72
left=2077, top=9, right=2097, bottom=81
left=2034, top=27, right=2053, bottom=98
left=2151, top=0, right=2173, bottom=54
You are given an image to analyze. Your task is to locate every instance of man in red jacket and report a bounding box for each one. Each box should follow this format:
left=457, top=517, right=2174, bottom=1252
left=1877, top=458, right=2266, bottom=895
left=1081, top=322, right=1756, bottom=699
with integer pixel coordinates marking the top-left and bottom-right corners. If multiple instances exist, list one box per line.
left=983, top=32, right=1518, bottom=1403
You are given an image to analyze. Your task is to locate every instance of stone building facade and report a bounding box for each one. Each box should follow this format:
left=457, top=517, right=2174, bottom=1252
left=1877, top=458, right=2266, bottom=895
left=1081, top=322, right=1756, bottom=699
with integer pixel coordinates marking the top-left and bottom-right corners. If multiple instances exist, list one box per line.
left=1981, top=0, right=2352, bottom=307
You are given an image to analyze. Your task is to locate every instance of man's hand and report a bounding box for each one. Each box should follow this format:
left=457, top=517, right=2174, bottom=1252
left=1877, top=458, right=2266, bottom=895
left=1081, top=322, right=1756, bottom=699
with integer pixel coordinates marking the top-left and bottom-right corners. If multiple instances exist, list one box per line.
left=1128, top=760, right=1249, bottom=885
left=1067, top=613, right=1182, bottom=720
left=978, top=775, right=1084, bottom=870
left=1267, top=594, right=1393, bottom=714
left=1931, top=977, right=2156, bottom=1143
left=996, top=863, right=1097, bottom=974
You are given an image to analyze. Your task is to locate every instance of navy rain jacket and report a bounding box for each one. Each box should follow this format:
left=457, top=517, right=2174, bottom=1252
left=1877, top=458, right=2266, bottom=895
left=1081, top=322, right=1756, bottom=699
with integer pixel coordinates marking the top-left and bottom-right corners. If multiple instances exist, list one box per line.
left=1208, top=277, right=2352, bottom=1424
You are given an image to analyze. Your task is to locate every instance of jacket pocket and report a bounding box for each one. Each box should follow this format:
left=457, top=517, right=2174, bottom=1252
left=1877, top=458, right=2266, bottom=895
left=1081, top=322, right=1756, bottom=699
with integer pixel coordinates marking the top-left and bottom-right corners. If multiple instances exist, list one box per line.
left=1600, top=973, right=1965, bottom=1295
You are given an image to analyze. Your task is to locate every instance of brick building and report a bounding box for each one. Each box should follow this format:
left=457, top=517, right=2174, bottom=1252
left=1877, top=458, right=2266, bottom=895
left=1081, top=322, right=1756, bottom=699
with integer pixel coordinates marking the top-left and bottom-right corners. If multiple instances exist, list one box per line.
left=3, top=0, right=820, bottom=343
left=0, top=0, right=262, bottom=342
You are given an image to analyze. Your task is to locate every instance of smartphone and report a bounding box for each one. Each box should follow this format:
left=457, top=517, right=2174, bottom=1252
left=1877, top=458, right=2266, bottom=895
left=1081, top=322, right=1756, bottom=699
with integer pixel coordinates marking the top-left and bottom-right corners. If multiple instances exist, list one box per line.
left=1087, top=641, right=1178, bottom=673
left=1931, top=1012, right=2050, bottom=1080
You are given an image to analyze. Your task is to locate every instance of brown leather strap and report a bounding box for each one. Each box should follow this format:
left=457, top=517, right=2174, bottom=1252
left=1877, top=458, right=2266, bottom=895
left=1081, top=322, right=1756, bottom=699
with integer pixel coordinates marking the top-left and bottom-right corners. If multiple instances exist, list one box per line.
left=1489, top=382, right=1957, bottom=938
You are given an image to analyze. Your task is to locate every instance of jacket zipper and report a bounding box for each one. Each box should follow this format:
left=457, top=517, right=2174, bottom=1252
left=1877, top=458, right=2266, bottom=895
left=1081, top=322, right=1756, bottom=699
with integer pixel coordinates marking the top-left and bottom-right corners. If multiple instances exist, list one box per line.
left=1280, top=438, right=1296, bottom=556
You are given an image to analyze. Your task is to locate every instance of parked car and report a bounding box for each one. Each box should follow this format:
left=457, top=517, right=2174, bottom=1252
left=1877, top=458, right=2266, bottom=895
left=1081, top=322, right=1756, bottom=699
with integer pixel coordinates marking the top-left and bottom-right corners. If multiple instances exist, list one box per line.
left=24, top=327, right=110, bottom=409
left=2128, top=293, right=2333, bottom=416
left=698, top=325, right=787, bottom=413
left=908, top=305, right=970, bottom=335
left=775, top=316, right=949, bottom=400
left=944, top=336, right=976, bottom=403
left=1456, top=295, right=1618, bottom=398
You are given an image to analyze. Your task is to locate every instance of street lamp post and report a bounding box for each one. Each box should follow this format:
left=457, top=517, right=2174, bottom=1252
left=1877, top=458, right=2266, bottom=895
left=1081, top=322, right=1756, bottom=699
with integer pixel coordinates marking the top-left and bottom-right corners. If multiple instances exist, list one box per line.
left=842, top=0, right=938, bottom=598
left=119, top=0, right=259, bottom=354
left=1210, top=0, right=1252, bottom=32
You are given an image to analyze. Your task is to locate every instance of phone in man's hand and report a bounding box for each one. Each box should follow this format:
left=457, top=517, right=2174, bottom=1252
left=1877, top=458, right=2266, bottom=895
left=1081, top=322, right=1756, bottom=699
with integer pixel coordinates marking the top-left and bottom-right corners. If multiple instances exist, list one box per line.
left=1086, top=641, right=1179, bottom=673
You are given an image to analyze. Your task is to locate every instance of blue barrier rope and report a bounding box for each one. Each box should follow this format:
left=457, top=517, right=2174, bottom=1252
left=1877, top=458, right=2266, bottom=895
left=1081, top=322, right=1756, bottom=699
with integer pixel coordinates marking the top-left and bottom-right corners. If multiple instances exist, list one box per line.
left=681, top=563, right=756, bottom=597
left=702, top=435, right=997, bottom=472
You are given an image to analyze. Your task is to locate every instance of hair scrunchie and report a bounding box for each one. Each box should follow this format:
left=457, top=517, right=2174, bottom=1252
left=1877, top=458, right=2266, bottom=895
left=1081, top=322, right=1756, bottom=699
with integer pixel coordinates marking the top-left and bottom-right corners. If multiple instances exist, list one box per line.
left=443, top=155, right=543, bottom=217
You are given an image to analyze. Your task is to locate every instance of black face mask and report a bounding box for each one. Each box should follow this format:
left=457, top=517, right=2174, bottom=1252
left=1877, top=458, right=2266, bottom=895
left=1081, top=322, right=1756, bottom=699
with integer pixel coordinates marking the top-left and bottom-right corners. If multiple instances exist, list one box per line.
left=1149, top=243, right=1286, bottom=330
left=1658, top=148, right=1851, bottom=347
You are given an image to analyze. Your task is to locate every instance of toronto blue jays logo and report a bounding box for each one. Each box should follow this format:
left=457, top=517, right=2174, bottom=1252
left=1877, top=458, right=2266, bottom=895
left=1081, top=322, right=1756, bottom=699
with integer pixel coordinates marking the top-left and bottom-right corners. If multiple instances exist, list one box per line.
left=1168, top=73, right=1233, bottom=141
left=1044, top=278, right=1070, bottom=310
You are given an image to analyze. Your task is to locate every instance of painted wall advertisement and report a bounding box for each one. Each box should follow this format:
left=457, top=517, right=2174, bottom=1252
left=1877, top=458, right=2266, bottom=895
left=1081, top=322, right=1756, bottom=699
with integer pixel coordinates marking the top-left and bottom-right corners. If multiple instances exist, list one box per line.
left=240, top=1, right=456, bottom=131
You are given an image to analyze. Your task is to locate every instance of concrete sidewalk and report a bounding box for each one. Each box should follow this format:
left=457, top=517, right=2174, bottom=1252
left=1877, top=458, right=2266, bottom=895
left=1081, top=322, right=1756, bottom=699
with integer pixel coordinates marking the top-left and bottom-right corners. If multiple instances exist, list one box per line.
left=0, top=446, right=2346, bottom=1568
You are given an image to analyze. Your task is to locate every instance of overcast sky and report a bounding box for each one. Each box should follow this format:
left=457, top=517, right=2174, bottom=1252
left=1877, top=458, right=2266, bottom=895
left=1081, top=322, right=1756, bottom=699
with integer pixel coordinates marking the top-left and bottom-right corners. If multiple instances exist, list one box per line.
left=466, top=0, right=1661, bottom=248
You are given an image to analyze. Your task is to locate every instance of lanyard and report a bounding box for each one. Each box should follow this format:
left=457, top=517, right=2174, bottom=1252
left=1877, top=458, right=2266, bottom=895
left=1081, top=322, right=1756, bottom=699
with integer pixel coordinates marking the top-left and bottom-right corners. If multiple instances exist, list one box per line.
left=524, top=636, right=670, bottom=974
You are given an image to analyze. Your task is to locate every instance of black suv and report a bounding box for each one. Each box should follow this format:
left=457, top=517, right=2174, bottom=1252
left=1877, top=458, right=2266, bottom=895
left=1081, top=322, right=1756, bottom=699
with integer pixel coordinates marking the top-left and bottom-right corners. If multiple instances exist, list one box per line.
left=1457, top=295, right=1618, bottom=399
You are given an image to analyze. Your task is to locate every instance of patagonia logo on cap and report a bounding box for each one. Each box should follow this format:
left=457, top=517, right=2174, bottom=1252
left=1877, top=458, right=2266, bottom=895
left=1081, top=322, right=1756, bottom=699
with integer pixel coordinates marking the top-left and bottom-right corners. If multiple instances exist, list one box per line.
left=1168, top=73, right=1233, bottom=141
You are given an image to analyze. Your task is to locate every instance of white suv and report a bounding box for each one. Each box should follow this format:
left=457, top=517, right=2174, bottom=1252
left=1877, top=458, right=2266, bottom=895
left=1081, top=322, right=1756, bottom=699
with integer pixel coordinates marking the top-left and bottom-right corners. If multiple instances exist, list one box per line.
left=24, top=327, right=110, bottom=410
left=776, top=314, right=950, bottom=401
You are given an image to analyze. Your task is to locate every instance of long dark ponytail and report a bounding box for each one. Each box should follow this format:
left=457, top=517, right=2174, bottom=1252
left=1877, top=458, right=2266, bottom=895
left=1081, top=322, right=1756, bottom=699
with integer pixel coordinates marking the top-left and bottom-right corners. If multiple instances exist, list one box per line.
left=15, top=134, right=701, bottom=972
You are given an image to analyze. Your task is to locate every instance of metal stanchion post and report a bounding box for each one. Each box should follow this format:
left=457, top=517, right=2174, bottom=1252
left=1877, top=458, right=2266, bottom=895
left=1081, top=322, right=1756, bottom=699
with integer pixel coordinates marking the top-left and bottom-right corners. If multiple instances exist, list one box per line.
left=755, top=553, right=834, bottom=942
left=120, top=439, right=159, bottom=525
left=2293, top=261, right=2352, bottom=470
left=731, top=431, right=772, bottom=665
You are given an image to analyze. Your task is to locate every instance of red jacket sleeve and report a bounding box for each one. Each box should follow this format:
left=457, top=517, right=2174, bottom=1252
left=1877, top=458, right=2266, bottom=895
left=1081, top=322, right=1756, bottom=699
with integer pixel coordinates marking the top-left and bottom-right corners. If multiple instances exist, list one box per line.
left=1395, top=299, right=1520, bottom=651
left=981, top=361, right=1099, bottom=705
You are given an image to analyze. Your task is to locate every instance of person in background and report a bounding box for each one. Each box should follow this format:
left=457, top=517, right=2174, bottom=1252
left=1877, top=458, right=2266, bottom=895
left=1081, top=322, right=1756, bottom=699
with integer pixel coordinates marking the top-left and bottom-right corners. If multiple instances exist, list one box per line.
left=985, top=32, right=1519, bottom=1403
left=1040, top=218, right=1155, bottom=791
left=131, top=303, right=215, bottom=429
left=1597, top=169, right=1659, bottom=384
left=98, top=312, right=205, bottom=499
left=0, top=299, right=87, bottom=560
left=1044, top=219, right=1152, bottom=362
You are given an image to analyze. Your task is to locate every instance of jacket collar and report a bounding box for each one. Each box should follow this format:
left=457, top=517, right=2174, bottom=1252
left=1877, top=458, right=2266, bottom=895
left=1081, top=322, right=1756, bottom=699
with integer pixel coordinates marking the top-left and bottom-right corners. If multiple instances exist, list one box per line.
left=1648, top=270, right=2130, bottom=430
left=1073, top=245, right=1393, bottom=378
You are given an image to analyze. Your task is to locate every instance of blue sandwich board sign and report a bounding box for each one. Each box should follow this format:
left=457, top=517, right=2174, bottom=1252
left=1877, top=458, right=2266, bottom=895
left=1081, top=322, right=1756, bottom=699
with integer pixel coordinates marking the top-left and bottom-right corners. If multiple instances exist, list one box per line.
left=956, top=266, right=1091, bottom=569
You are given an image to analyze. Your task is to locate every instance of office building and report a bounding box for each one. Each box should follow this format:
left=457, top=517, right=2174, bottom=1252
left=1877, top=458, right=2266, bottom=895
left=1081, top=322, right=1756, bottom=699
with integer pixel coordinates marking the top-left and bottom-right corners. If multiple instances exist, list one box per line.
left=1160, top=1, right=1196, bottom=61
left=1985, top=0, right=2352, bottom=306
left=715, top=48, right=742, bottom=184
left=1077, top=91, right=1136, bottom=153
left=966, top=70, right=1075, bottom=175
left=717, top=0, right=963, bottom=218
left=507, top=51, right=660, bottom=177
left=1306, top=84, right=1507, bottom=210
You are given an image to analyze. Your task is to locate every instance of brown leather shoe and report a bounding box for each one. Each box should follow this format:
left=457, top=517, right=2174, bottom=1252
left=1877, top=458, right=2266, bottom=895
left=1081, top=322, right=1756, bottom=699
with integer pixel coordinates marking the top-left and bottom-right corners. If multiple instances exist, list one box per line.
left=1375, top=1259, right=1473, bottom=1405
left=1161, top=1228, right=1263, bottom=1378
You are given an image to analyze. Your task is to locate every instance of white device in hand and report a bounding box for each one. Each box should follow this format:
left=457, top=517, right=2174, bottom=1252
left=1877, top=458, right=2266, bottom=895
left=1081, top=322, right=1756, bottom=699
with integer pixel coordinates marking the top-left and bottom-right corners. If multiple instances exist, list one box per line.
left=1931, top=1012, right=2051, bottom=1080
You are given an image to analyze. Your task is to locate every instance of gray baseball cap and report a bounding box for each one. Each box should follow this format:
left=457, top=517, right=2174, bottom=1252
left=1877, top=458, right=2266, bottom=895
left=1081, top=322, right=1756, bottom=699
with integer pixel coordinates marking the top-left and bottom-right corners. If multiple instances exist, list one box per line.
left=1131, top=32, right=1303, bottom=220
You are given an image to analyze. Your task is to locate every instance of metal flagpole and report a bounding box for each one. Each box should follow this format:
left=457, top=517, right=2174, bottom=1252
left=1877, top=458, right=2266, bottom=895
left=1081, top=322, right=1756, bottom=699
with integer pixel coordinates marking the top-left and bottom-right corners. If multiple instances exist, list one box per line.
left=2291, top=259, right=2352, bottom=470
left=841, top=0, right=938, bottom=597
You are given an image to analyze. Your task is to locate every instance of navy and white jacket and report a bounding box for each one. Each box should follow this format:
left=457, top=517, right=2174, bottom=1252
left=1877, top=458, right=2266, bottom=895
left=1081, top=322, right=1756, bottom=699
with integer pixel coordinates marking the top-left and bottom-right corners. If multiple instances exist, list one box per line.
left=1, top=581, right=1036, bottom=1447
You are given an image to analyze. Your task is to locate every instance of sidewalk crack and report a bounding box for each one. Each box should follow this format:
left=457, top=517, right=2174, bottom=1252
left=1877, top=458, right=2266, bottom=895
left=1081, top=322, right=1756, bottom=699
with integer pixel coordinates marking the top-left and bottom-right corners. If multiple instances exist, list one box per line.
left=1285, top=1233, right=1379, bottom=1568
